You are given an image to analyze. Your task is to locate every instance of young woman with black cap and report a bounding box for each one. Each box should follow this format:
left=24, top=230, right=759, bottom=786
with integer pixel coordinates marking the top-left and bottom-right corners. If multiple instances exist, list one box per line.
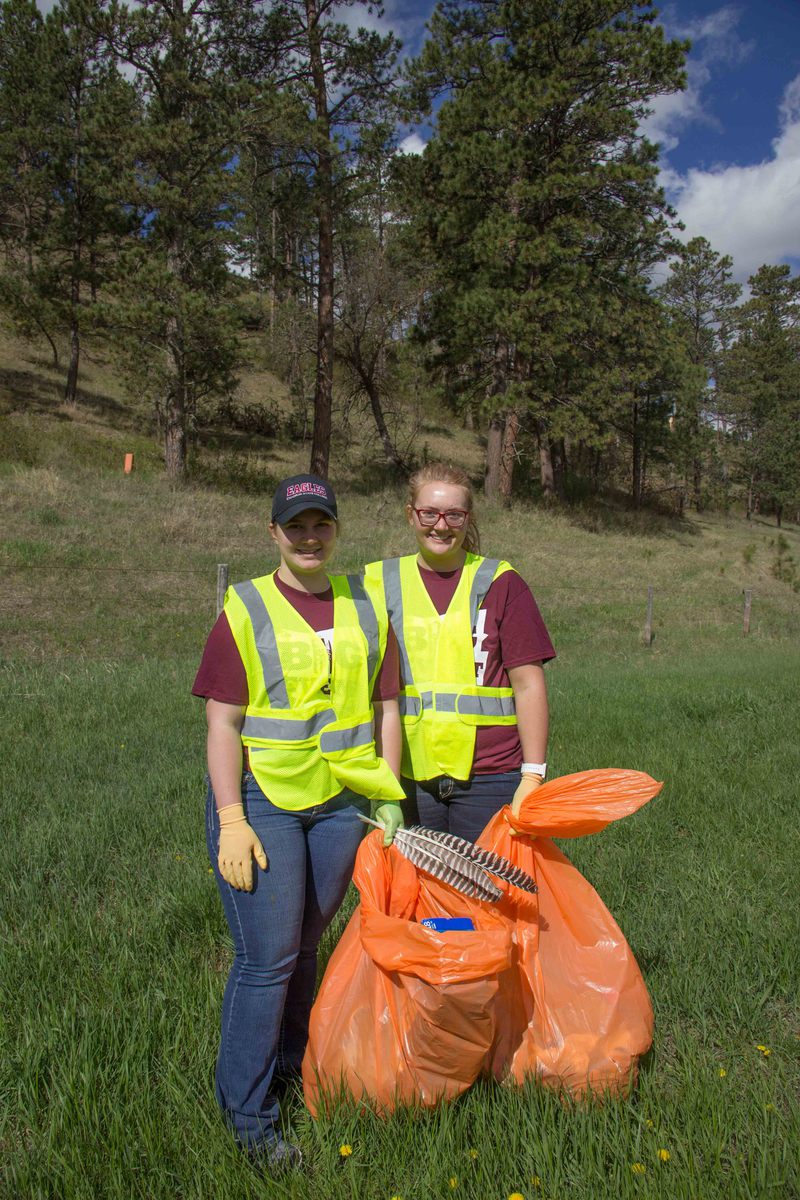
left=193, top=473, right=404, bottom=1169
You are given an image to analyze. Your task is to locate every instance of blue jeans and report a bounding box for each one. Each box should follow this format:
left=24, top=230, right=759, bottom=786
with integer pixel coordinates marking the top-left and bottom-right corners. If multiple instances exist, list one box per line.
left=404, top=772, right=518, bottom=843
left=206, top=773, right=367, bottom=1150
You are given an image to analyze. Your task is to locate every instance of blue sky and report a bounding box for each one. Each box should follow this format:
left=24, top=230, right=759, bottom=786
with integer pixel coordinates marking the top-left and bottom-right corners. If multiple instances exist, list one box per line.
left=352, top=0, right=800, bottom=283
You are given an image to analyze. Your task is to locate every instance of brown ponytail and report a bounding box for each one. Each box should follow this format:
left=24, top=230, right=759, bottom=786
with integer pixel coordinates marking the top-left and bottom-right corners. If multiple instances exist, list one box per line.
left=407, top=462, right=481, bottom=555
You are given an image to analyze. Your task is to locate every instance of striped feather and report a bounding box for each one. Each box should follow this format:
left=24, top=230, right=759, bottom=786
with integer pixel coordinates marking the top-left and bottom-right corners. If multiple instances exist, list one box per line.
left=405, top=826, right=538, bottom=895
left=359, top=816, right=531, bottom=902
left=393, top=828, right=503, bottom=901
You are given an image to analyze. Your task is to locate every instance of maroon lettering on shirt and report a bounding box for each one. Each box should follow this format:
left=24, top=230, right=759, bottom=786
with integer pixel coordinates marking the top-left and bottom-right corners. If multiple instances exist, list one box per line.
left=413, top=563, right=555, bottom=773
left=192, top=572, right=400, bottom=704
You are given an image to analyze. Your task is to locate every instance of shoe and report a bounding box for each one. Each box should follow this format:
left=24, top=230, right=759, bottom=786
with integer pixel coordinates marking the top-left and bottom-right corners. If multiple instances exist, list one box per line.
left=248, top=1137, right=303, bottom=1174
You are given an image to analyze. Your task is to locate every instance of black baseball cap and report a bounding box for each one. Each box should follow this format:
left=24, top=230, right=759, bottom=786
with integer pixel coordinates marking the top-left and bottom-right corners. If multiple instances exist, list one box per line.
left=271, top=473, right=338, bottom=524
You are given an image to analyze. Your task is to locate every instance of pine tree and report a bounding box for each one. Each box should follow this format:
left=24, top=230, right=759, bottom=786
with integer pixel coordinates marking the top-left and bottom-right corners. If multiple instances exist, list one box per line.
left=265, top=0, right=401, bottom=476
left=657, top=236, right=741, bottom=510
left=0, top=0, right=55, bottom=358
left=724, top=264, right=800, bottom=525
left=335, top=128, right=423, bottom=472
left=403, top=0, right=687, bottom=502
left=105, top=0, right=261, bottom=478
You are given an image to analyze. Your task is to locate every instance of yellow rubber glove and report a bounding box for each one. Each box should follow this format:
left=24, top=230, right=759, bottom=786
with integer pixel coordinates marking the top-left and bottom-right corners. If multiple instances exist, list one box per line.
left=370, top=800, right=405, bottom=847
left=510, top=773, right=544, bottom=827
left=218, top=803, right=268, bottom=891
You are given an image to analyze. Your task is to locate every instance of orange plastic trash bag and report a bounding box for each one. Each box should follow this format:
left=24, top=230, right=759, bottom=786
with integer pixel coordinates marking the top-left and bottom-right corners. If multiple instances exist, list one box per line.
left=303, top=768, right=662, bottom=1113
left=302, top=828, right=514, bottom=1116
left=482, top=768, right=662, bottom=1096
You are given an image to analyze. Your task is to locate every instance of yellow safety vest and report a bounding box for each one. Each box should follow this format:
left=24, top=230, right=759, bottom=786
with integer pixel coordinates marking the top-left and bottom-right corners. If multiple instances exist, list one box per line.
left=224, top=572, right=405, bottom=810
left=364, top=553, right=518, bottom=781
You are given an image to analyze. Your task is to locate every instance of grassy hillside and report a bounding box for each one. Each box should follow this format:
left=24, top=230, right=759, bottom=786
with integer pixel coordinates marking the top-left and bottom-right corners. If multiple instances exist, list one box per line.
left=2, top=323, right=799, bottom=665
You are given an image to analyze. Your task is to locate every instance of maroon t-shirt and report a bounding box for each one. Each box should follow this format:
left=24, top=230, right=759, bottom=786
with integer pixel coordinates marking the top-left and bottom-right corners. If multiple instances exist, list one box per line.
left=414, top=563, right=555, bottom=773
left=192, top=572, right=400, bottom=704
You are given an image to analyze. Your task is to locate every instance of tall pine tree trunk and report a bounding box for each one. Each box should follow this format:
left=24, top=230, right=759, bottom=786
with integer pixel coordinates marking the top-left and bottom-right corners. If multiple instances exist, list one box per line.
left=552, top=436, right=567, bottom=501
left=632, top=399, right=643, bottom=506
left=693, top=454, right=703, bottom=512
left=164, top=244, right=187, bottom=480
left=307, top=0, right=333, bottom=478
left=64, top=248, right=81, bottom=406
left=499, top=409, right=519, bottom=506
left=485, top=338, right=508, bottom=500
left=485, top=414, right=504, bottom=499
left=164, top=332, right=187, bottom=479
left=64, top=315, right=80, bottom=406
left=536, top=418, right=556, bottom=501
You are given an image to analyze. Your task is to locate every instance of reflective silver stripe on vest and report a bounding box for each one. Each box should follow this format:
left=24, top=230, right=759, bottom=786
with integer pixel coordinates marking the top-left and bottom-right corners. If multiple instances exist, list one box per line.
left=346, top=574, right=380, bottom=682
left=469, top=557, right=501, bottom=629
left=319, top=719, right=374, bottom=754
left=243, top=708, right=336, bottom=742
left=399, top=694, right=422, bottom=717
left=233, top=581, right=289, bottom=707
left=456, top=693, right=516, bottom=717
left=399, top=690, right=515, bottom=718
left=382, top=558, right=413, bottom=685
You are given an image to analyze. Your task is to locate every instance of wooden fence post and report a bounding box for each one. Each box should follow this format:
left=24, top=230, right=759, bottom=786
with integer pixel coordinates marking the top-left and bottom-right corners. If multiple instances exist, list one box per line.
left=643, top=586, right=654, bottom=647
left=216, top=564, right=229, bottom=617
left=743, top=589, right=752, bottom=636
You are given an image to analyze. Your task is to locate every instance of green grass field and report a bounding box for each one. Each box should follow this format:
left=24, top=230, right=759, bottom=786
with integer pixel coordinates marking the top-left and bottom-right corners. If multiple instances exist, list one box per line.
left=1, top=332, right=799, bottom=1199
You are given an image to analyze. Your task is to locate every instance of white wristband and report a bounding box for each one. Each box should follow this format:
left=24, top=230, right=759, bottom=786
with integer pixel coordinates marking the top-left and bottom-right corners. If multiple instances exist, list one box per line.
left=520, top=762, right=546, bottom=778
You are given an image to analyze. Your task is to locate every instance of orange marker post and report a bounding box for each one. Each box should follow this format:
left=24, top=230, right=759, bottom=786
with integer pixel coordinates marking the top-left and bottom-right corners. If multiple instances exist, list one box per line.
left=124, top=452, right=134, bottom=474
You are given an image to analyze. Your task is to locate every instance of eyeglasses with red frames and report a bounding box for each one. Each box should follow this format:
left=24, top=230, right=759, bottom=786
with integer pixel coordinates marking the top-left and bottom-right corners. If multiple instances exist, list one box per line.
left=413, top=507, right=470, bottom=529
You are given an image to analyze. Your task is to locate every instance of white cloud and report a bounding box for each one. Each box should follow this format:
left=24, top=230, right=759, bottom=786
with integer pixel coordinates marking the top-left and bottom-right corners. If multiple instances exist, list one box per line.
left=340, top=3, right=395, bottom=38
left=397, top=131, right=426, bottom=155
left=642, top=5, right=752, bottom=155
left=664, top=75, right=800, bottom=280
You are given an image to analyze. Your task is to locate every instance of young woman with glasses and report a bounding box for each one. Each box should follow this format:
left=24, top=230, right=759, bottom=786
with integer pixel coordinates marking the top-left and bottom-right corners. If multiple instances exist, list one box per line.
left=365, top=461, right=554, bottom=842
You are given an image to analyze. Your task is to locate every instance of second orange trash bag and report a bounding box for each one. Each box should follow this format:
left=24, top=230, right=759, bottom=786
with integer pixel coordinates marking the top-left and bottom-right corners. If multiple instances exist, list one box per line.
left=481, top=769, right=662, bottom=1096
left=303, top=769, right=662, bottom=1114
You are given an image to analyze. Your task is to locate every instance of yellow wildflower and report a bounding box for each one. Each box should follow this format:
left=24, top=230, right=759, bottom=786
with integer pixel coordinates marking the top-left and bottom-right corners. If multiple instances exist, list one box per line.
left=508, top=1193, right=525, bottom=1200
left=468, top=1148, right=479, bottom=1160
left=339, top=1144, right=353, bottom=1158
left=718, top=1068, right=727, bottom=1077
left=631, top=1163, right=646, bottom=1175
left=645, top=1119, right=654, bottom=1129
left=657, top=1149, right=670, bottom=1162
left=756, top=1044, right=771, bottom=1056
left=449, top=1179, right=458, bottom=1189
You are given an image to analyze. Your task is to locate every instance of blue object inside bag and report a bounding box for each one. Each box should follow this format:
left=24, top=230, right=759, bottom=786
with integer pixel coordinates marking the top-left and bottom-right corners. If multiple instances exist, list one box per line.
left=420, top=917, right=476, bottom=932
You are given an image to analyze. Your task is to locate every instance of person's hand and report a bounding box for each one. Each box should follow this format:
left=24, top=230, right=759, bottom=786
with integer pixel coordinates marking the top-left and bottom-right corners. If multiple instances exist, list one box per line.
left=370, top=800, right=404, bottom=846
left=217, top=803, right=268, bottom=890
left=510, top=773, right=544, bottom=822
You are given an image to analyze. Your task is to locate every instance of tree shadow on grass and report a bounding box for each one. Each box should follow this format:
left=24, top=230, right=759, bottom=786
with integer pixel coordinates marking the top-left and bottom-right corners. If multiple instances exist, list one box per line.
left=564, top=496, right=699, bottom=540
left=0, top=364, right=128, bottom=422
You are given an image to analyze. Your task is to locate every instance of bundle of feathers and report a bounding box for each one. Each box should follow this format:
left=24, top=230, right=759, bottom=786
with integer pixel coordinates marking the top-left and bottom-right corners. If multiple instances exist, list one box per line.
left=359, top=816, right=537, bottom=902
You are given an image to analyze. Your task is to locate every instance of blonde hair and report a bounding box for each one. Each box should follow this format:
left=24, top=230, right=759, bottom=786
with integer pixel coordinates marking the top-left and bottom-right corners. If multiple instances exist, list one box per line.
left=407, top=461, right=481, bottom=555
